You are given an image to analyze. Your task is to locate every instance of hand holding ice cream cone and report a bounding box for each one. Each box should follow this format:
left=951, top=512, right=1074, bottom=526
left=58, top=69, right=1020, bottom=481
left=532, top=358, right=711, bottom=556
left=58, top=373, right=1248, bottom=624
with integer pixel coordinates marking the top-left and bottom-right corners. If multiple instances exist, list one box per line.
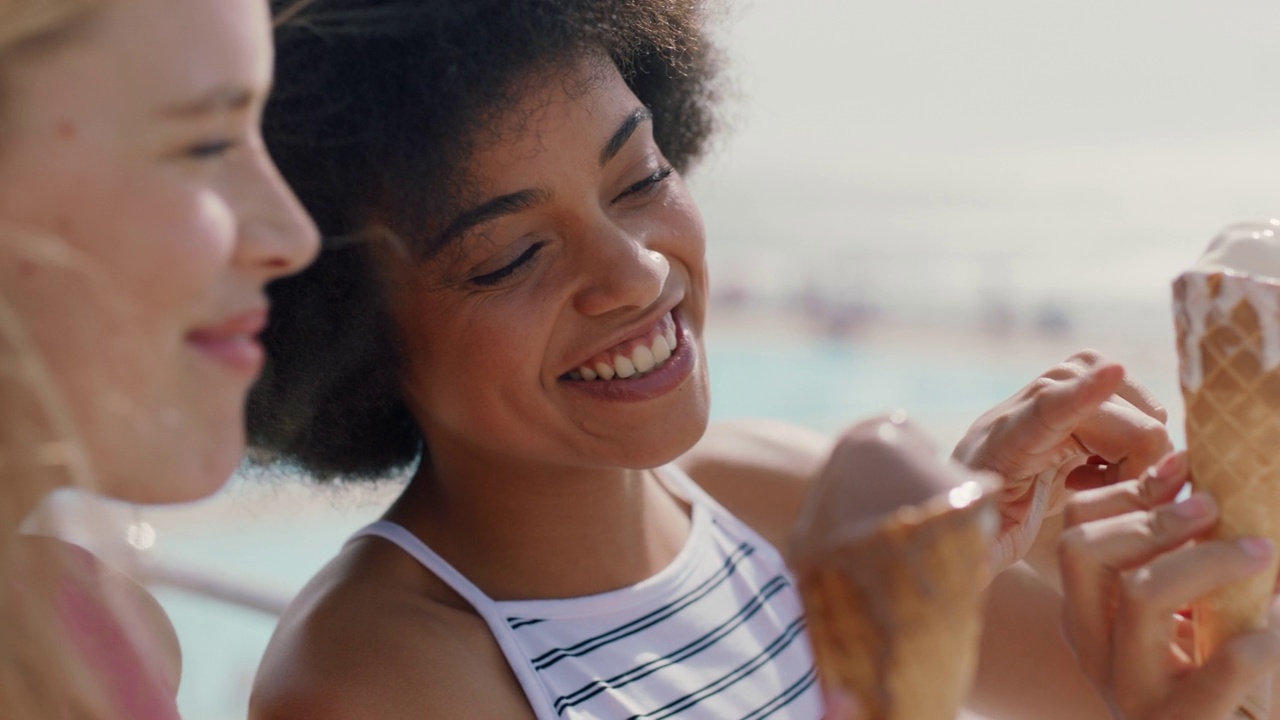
left=1059, top=451, right=1280, bottom=720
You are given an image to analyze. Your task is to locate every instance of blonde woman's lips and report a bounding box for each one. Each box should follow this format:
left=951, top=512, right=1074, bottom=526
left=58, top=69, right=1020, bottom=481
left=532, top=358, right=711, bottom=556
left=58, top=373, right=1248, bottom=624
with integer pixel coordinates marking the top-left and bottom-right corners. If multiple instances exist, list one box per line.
left=186, top=308, right=268, bottom=376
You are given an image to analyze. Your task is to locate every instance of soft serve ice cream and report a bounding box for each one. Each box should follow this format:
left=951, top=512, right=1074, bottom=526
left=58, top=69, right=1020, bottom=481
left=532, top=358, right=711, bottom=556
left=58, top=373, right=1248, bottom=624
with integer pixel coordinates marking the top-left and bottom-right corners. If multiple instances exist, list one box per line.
left=1180, top=220, right=1280, bottom=390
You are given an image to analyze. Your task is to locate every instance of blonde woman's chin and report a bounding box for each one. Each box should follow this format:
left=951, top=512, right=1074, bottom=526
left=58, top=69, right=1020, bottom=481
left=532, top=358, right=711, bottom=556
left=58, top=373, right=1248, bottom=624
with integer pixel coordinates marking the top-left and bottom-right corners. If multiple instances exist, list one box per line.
left=78, top=413, right=247, bottom=507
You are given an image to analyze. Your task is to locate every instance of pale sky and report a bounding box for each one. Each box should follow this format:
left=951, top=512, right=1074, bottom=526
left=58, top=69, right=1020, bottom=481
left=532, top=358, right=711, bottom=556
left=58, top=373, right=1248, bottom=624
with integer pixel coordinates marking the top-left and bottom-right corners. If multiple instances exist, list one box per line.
left=692, top=0, right=1280, bottom=332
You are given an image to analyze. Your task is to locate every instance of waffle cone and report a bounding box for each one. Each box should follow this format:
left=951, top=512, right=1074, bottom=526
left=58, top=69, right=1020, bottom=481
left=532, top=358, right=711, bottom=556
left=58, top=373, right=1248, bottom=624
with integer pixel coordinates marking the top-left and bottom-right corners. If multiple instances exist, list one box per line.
left=1174, top=271, right=1280, bottom=677
left=790, top=485, right=997, bottom=720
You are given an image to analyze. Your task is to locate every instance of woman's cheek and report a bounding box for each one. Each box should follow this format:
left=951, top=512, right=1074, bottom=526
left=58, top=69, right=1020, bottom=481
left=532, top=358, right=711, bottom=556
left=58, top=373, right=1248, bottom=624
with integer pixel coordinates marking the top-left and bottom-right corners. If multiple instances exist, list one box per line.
left=147, top=191, right=238, bottom=300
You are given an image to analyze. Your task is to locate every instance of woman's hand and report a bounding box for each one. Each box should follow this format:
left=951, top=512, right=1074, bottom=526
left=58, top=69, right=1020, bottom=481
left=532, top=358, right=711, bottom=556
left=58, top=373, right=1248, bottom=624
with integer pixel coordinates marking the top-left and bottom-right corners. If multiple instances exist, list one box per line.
left=1058, top=452, right=1280, bottom=719
left=953, top=350, right=1172, bottom=573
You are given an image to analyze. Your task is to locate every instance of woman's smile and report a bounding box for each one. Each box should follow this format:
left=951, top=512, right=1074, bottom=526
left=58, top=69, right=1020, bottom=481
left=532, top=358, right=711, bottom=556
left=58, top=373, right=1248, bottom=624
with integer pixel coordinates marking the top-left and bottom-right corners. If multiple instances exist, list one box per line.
left=559, top=307, right=697, bottom=403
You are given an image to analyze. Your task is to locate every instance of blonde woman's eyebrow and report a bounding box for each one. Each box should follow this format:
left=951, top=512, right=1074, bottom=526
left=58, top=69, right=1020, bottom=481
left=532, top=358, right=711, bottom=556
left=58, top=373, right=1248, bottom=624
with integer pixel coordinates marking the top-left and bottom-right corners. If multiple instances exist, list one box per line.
left=159, top=85, right=255, bottom=119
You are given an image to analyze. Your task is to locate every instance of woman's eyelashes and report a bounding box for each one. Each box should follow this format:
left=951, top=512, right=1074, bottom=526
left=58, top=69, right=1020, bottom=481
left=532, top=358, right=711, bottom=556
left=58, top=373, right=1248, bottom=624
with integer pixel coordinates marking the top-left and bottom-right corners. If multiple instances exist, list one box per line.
left=616, top=165, right=674, bottom=202
left=469, top=241, right=546, bottom=287
left=183, top=138, right=237, bottom=161
left=464, top=166, right=672, bottom=288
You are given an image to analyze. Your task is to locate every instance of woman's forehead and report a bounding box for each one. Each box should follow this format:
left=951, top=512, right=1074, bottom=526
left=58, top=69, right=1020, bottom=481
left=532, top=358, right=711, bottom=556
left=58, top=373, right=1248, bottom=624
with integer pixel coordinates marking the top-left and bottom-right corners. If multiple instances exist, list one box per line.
left=466, top=59, right=642, bottom=179
left=27, top=0, right=273, bottom=120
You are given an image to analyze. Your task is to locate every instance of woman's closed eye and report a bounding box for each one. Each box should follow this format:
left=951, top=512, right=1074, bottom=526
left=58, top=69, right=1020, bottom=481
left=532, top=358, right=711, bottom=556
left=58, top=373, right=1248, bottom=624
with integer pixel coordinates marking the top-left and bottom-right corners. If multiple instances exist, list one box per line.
left=469, top=241, right=546, bottom=287
left=182, top=138, right=237, bottom=161
left=615, top=165, right=673, bottom=203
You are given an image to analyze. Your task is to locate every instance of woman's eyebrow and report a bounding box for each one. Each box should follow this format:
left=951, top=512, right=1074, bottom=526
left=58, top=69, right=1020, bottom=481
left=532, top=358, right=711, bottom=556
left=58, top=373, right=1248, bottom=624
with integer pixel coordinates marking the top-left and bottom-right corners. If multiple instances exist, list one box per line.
left=600, top=107, right=653, bottom=166
left=159, top=85, right=254, bottom=119
left=434, top=187, right=552, bottom=253
left=431, top=106, right=652, bottom=255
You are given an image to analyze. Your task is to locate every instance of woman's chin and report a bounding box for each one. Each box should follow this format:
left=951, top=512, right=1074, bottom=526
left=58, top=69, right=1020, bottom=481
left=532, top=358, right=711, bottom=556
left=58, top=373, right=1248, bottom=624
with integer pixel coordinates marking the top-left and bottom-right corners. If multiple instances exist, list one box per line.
left=94, top=442, right=241, bottom=506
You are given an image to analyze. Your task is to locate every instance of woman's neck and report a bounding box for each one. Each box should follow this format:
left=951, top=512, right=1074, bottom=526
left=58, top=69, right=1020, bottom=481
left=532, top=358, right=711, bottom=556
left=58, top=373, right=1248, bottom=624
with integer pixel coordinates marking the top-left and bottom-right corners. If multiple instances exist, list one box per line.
left=384, top=452, right=692, bottom=601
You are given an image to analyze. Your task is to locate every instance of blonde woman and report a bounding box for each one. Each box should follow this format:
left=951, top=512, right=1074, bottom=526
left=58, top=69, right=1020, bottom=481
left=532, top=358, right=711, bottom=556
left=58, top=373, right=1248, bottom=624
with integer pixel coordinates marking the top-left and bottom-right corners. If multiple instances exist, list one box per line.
left=0, top=0, right=318, bottom=716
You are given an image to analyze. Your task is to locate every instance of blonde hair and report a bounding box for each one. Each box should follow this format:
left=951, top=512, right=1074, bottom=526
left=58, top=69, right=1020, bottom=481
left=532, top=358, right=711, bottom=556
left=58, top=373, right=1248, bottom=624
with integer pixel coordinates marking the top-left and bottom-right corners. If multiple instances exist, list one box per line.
left=0, top=2, right=128, bottom=717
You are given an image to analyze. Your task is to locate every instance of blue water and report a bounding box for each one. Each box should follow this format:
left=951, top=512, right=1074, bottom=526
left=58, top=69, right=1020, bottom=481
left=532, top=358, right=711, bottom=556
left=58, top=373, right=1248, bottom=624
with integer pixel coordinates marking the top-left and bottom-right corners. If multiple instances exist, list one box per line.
left=708, top=335, right=1045, bottom=441
left=155, top=333, right=1177, bottom=719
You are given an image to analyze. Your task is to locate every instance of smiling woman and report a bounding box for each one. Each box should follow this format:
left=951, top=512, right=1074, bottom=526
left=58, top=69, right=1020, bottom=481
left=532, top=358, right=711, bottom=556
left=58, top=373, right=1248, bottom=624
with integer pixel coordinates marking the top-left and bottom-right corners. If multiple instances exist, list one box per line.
left=245, top=2, right=830, bottom=719
left=0, top=0, right=317, bottom=716
left=249, top=0, right=723, bottom=481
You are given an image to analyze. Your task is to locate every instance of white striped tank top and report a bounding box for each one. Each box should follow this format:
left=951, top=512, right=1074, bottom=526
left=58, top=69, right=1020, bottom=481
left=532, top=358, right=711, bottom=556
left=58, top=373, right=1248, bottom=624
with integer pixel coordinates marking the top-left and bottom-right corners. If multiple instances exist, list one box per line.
left=349, top=465, right=823, bottom=719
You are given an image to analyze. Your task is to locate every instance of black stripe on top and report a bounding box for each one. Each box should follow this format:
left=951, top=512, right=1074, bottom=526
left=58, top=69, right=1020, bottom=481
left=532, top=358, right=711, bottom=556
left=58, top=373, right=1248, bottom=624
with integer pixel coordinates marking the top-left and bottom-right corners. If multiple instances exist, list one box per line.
left=742, top=666, right=819, bottom=720
left=528, top=538, right=758, bottom=670
left=624, top=614, right=810, bottom=720
left=552, top=574, right=794, bottom=714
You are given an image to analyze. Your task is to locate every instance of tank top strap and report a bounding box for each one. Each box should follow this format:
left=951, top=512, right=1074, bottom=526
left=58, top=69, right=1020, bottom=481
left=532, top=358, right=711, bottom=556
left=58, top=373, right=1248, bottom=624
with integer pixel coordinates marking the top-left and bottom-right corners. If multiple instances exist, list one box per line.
left=348, top=521, right=561, bottom=720
left=654, top=463, right=789, bottom=567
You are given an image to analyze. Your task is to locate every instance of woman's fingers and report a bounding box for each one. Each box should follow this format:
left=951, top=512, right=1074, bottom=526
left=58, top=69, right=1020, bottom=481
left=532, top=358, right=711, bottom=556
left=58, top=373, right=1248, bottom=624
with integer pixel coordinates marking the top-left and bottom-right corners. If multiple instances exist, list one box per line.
left=1111, top=538, right=1276, bottom=709
left=1063, top=452, right=1189, bottom=527
left=1006, top=361, right=1169, bottom=492
left=1154, top=629, right=1280, bottom=720
left=1115, top=375, right=1169, bottom=424
left=1065, top=397, right=1173, bottom=487
left=1016, top=363, right=1126, bottom=458
left=1059, top=494, right=1219, bottom=680
left=1061, top=350, right=1169, bottom=424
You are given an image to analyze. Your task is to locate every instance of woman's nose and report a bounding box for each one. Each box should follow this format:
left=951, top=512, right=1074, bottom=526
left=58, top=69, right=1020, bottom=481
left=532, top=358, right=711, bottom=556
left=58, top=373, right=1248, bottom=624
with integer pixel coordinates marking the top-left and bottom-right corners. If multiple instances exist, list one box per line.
left=573, top=228, right=669, bottom=318
left=232, top=150, right=320, bottom=281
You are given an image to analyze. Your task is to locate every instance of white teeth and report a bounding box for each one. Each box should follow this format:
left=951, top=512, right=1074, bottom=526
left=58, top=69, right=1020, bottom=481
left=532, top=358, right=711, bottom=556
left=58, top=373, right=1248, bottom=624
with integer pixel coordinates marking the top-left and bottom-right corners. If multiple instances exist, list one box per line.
left=572, top=317, right=679, bottom=382
left=594, top=361, right=615, bottom=381
left=631, top=345, right=655, bottom=373
left=651, top=335, right=671, bottom=363
left=613, top=354, right=636, bottom=379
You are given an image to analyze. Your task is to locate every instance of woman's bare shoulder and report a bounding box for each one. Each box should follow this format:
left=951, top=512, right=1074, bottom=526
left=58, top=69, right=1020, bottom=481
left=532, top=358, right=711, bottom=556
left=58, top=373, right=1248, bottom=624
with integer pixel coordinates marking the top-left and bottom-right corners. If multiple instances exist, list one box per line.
left=16, top=535, right=182, bottom=691
left=249, top=537, right=535, bottom=720
left=677, top=418, right=834, bottom=548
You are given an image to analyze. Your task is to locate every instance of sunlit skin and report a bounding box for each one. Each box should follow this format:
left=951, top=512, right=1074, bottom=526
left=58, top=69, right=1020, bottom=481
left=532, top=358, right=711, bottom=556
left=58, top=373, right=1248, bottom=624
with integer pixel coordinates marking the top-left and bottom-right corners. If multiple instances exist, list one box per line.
left=0, top=0, right=319, bottom=506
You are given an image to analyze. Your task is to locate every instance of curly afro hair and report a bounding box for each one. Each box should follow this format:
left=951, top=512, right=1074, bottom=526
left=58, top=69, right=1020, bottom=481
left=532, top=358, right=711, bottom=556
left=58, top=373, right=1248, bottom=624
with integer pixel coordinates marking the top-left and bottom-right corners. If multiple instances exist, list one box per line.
left=246, top=0, right=724, bottom=482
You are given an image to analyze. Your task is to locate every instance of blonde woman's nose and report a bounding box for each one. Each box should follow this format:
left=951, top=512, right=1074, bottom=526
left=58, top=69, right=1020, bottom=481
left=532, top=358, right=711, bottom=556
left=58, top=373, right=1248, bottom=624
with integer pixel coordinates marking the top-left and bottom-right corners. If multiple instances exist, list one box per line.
left=235, top=155, right=320, bottom=279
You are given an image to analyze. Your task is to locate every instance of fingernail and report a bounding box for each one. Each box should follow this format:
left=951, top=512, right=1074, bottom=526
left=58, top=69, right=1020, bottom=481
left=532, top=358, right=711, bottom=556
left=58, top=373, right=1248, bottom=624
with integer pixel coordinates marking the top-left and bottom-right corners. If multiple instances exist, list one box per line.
left=1153, top=452, right=1187, bottom=483
left=1240, top=537, right=1275, bottom=561
left=1171, top=494, right=1210, bottom=519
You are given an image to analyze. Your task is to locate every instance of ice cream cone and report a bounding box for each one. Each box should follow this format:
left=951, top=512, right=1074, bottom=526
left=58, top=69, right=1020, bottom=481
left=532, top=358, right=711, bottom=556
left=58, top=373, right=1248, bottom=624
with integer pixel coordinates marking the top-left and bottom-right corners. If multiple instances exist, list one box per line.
left=788, top=418, right=999, bottom=720
left=1174, top=268, right=1280, bottom=674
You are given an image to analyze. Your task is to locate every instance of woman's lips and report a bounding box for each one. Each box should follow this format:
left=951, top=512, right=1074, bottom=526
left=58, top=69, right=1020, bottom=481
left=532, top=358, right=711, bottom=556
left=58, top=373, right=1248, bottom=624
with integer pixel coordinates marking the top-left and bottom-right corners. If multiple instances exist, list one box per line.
left=563, top=311, right=678, bottom=382
left=560, top=310, right=695, bottom=402
left=186, top=309, right=268, bottom=376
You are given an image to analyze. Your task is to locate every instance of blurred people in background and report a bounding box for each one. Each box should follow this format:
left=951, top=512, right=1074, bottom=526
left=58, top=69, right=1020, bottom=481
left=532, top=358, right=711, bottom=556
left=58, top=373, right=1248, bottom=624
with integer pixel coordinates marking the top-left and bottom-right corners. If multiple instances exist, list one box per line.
left=0, top=0, right=317, bottom=715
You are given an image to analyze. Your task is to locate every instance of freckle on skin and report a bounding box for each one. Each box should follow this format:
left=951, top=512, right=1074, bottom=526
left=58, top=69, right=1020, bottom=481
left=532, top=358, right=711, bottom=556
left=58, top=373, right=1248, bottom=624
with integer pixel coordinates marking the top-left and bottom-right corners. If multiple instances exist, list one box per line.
left=55, top=120, right=77, bottom=140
